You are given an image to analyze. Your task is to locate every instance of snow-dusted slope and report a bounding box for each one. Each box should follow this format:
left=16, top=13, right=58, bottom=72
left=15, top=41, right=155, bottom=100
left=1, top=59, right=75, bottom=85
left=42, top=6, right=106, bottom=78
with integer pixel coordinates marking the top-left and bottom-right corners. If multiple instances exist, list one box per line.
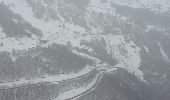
left=0, top=0, right=170, bottom=100
left=111, top=0, right=170, bottom=13
left=0, top=0, right=145, bottom=82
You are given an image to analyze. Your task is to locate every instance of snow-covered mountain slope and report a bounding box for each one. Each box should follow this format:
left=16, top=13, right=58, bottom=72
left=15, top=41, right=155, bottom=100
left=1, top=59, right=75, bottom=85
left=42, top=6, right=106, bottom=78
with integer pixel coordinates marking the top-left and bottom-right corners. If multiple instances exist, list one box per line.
left=110, top=0, right=170, bottom=13
left=0, top=0, right=170, bottom=100
left=0, top=0, right=145, bottom=81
